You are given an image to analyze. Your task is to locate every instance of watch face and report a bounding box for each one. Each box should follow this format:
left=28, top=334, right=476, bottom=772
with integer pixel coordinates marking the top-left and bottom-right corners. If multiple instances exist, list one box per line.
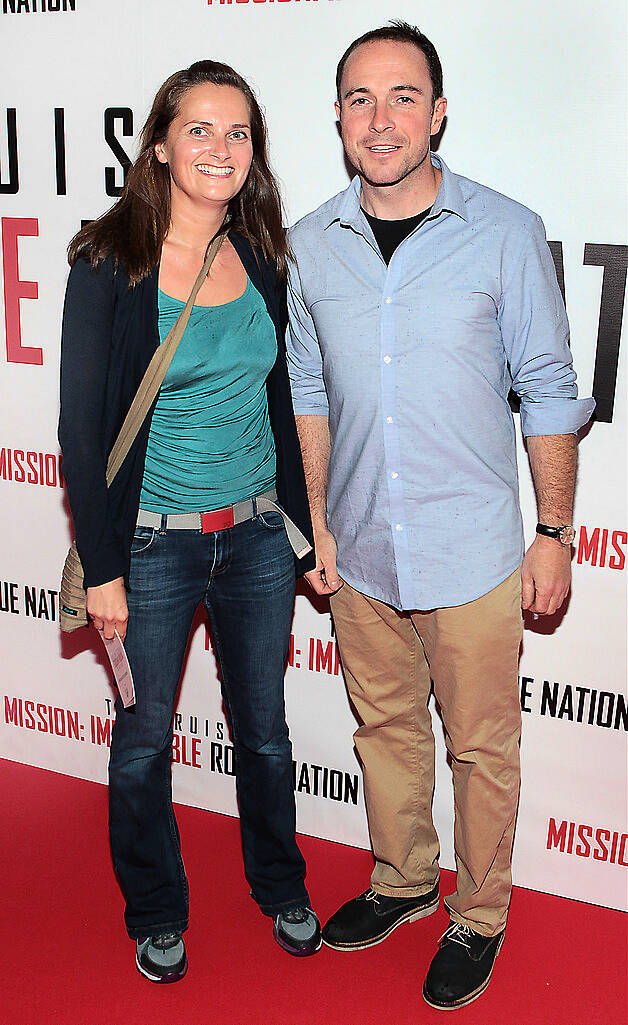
left=559, top=525, right=576, bottom=545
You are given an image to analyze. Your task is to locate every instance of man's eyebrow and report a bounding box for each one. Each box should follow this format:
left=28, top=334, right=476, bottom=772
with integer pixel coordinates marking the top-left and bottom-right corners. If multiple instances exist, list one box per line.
left=391, top=84, right=424, bottom=94
left=343, top=87, right=370, bottom=101
left=343, top=84, right=424, bottom=100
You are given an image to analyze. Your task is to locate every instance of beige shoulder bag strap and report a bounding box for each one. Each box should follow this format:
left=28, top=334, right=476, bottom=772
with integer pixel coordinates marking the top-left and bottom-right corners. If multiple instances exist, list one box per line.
left=60, top=224, right=228, bottom=634
left=105, top=227, right=228, bottom=486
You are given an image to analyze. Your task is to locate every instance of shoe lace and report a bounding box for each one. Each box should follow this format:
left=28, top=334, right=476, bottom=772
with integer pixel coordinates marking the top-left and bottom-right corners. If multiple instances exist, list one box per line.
left=441, top=922, right=473, bottom=949
left=364, top=889, right=381, bottom=904
left=152, top=931, right=182, bottom=951
left=281, top=907, right=310, bottom=924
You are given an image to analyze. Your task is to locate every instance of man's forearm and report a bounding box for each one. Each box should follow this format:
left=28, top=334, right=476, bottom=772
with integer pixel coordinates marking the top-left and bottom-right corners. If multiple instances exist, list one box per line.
left=527, top=434, right=578, bottom=524
left=521, top=433, right=577, bottom=615
left=295, top=414, right=331, bottom=535
left=294, top=413, right=341, bottom=595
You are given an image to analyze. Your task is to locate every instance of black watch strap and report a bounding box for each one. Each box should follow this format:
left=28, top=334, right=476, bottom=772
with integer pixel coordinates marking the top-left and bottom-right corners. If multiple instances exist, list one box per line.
left=536, top=523, right=576, bottom=545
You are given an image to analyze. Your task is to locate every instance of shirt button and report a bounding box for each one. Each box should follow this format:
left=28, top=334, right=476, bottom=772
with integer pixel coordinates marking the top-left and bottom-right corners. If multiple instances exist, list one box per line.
left=384, top=356, right=392, bottom=364
left=385, top=297, right=392, bottom=304
left=386, top=416, right=394, bottom=423
left=395, top=524, right=403, bottom=531
left=391, top=472, right=398, bottom=479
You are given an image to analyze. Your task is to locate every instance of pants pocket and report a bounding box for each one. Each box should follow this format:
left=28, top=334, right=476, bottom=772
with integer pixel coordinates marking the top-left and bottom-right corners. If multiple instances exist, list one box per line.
left=130, top=527, right=158, bottom=555
left=256, top=511, right=285, bottom=532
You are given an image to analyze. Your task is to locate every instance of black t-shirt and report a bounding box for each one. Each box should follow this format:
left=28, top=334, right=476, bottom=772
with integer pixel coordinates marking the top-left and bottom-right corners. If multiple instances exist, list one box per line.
left=362, top=206, right=431, bottom=265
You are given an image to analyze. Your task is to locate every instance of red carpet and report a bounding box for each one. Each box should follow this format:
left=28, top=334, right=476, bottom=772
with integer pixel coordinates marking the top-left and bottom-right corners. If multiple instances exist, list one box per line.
left=2, top=758, right=626, bottom=1025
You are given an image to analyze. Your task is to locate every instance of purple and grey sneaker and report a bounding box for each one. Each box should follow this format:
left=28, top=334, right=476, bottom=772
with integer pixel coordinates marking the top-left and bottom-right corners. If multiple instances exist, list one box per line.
left=273, top=907, right=322, bottom=957
left=135, top=931, right=188, bottom=983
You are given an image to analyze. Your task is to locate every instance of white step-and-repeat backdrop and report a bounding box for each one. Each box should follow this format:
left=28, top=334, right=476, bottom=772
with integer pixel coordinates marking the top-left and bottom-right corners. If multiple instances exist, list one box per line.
left=1, top=0, right=626, bottom=911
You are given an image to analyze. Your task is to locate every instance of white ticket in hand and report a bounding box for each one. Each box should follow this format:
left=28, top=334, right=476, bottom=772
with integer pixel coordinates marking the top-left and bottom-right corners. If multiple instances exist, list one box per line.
left=97, top=629, right=136, bottom=708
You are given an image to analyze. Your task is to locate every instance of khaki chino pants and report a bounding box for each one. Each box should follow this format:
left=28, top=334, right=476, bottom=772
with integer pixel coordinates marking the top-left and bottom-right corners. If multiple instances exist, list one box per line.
left=329, top=568, right=523, bottom=937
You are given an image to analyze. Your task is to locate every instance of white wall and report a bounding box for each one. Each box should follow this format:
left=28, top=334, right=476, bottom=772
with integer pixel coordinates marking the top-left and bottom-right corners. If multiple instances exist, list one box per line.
left=1, top=0, right=626, bottom=910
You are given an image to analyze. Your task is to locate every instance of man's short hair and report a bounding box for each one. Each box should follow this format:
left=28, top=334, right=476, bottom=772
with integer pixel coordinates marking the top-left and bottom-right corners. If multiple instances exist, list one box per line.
left=336, top=20, right=443, bottom=108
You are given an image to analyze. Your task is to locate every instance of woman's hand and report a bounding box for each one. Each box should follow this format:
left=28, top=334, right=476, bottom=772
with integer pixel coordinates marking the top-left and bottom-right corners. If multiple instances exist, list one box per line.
left=86, top=577, right=129, bottom=641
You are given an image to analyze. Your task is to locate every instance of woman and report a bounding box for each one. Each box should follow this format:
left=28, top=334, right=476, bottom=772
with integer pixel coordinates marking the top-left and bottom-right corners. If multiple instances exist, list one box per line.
left=59, top=60, right=320, bottom=983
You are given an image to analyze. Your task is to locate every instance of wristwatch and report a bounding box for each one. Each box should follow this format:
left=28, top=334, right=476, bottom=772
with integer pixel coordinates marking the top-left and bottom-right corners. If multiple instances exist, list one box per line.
left=536, top=523, right=576, bottom=546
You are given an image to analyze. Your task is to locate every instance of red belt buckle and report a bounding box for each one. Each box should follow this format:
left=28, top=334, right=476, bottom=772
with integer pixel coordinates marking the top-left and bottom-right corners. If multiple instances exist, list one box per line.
left=201, top=507, right=235, bottom=533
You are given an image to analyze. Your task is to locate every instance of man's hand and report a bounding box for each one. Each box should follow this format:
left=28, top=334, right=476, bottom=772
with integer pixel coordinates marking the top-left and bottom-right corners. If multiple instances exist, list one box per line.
left=304, top=528, right=343, bottom=596
left=521, top=535, right=572, bottom=615
left=86, top=577, right=129, bottom=641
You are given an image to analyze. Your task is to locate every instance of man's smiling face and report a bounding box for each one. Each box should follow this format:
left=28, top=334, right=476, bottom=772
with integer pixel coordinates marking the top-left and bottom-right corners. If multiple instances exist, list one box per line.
left=335, top=39, right=446, bottom=190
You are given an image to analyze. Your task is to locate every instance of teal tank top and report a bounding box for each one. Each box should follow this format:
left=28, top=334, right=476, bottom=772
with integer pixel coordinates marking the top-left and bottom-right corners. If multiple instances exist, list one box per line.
left=139, top=277, right=277, bottom=513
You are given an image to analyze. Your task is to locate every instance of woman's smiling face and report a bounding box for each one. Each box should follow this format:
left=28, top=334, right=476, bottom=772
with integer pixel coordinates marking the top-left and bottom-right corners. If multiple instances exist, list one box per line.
left=154, top=82, right=254, bottom=209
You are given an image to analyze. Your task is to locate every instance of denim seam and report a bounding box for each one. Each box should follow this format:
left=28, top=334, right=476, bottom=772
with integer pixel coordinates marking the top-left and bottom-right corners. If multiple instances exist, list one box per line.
left=259, top=896, right=311, bottom=918
left=129, top=527, right=158, bottom=556
left=208, top=524, right=233, bottom=578
left=164, top=739, right=189, bottom=913
left=203, top=596, right=239, bottom=747
left=127, top=916, right=189, bottom=940
left=256, top=510, right=285, bottom=531
left=202, top=533, right=307, bottom=915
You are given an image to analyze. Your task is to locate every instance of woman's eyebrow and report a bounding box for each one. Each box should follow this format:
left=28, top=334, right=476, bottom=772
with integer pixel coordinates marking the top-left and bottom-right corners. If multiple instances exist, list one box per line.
left=182, top=119, right=251, bottom=129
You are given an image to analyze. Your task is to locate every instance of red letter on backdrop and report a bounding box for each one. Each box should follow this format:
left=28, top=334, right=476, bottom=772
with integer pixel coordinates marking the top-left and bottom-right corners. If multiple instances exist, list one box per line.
left=2, top=217, right=42, bottom=365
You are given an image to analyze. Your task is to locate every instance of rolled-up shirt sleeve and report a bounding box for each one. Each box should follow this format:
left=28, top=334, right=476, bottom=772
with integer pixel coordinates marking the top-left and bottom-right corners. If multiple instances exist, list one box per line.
left=286, top=255, right=329, bottom=415
left=498, top=214, right=595, bottom=437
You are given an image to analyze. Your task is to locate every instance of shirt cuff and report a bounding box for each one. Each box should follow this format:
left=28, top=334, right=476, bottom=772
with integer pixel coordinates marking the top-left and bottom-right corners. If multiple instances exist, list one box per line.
left=520, top=396, right=596, bottom=437
left=290, top=395, right=330, bottom=416
left=79, top=540, right=128, bottom=589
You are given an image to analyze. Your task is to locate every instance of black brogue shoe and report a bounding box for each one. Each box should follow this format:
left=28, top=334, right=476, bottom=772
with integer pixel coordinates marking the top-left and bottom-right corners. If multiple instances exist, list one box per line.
left=422, top=920, right=505, bottom=1009
left=322, top=884, right=439, bottom=951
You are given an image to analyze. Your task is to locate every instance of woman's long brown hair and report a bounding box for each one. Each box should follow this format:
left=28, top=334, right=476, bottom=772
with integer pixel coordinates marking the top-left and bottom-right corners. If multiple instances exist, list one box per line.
left=68, top=60, right=289, bottom=283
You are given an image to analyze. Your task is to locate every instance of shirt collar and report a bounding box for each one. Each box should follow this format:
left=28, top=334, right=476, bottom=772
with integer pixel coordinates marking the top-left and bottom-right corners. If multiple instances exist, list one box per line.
left=324, top=152, right=468, bottom=230
left=429, top=153, right=468, bottom=221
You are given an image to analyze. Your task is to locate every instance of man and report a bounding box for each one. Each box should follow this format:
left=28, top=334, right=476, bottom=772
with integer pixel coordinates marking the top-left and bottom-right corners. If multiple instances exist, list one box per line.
left=286, top=20, right=594, bottom=1012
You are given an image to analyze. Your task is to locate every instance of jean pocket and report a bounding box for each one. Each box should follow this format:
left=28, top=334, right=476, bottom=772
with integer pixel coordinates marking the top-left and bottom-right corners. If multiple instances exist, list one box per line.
left=130, top=526, right=157, bottom=555
left=256, top=510, right=285, bottom=531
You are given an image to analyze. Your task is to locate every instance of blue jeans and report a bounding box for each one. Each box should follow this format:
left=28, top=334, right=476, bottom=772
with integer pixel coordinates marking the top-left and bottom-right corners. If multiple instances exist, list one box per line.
left=108, top=510, right=309, bottom=938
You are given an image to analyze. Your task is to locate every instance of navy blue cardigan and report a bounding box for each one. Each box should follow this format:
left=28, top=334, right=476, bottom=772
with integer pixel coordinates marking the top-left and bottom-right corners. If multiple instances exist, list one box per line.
left=59, top=232, right=315, bottom=588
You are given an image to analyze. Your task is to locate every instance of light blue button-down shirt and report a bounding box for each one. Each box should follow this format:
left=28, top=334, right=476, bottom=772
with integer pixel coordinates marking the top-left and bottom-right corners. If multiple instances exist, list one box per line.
left=287, top=154, right=595, bottom=610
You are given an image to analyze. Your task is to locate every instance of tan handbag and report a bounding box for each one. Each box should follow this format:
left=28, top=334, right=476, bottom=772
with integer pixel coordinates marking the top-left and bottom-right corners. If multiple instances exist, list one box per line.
left=60, top=228, right=228, bottom=633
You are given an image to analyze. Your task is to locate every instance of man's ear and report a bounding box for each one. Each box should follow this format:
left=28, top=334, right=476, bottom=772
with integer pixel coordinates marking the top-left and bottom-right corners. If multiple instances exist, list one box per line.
left=334, top=99, right=341, bottom=122
left=430, top=97, right=447, bottom=136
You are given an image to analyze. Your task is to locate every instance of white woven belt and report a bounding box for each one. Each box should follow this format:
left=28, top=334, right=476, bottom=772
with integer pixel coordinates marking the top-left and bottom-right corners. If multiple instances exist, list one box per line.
left=136, top=489, right=312, bottom=560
